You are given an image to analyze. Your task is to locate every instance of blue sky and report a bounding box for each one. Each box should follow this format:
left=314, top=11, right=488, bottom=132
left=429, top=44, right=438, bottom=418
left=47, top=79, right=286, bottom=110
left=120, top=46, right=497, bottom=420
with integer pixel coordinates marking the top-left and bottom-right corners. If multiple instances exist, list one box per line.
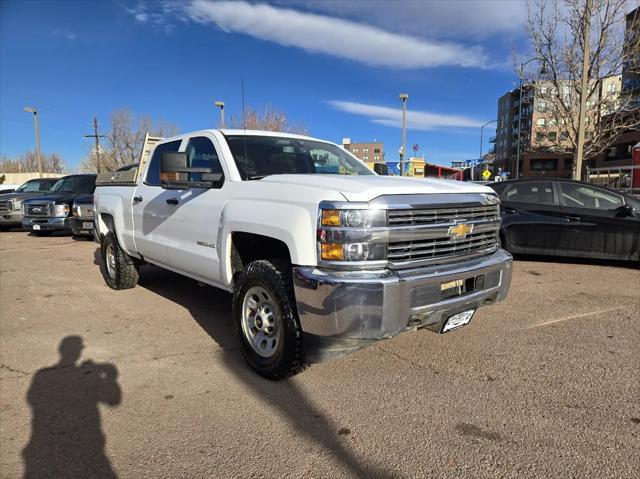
left=1, top=0, right=531, bottom=170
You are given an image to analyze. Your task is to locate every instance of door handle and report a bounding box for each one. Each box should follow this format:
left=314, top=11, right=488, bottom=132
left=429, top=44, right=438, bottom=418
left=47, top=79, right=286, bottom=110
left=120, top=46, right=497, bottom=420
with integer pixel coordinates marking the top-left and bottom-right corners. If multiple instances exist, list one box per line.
left=564, top=215, right=580, bottom=222
left=133, top=196, right=143, bottom=204
left=166, top=198, right=179, bottom=206
left=503, top=207, right=516, bottom=214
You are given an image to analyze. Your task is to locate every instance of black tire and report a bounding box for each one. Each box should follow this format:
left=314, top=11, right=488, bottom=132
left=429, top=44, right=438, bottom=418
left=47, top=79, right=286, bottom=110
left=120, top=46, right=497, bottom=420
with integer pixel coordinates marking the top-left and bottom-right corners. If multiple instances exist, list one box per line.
left=100, top=232, right=139, bottom=290
left=232, top=259, right=307, bottom=379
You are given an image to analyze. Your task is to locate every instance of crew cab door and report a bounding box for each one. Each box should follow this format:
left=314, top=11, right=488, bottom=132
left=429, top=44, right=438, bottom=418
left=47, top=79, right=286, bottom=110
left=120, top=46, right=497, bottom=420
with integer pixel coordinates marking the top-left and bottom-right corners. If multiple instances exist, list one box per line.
left=557, top=181, right=640, bottom=260
left=159, top=134, right=227, bottom=285
left=131, top=139, right=184, bottom=264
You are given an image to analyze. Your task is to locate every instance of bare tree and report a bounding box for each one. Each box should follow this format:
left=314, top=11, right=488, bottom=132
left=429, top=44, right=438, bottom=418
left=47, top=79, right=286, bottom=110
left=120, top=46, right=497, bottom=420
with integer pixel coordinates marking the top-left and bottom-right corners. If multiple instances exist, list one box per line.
left=520, top=0, right=639, bottom=169
left=81, top=109, right=179, bottom=172
left=230, top=104, right=308, bottom=135
left=0, top=151, right=66, bottom=174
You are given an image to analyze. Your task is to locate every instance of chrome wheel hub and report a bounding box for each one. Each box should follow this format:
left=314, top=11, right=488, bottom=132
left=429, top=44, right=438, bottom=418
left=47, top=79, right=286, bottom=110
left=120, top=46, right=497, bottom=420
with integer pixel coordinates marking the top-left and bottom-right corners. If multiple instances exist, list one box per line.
left=105, top=244, right=116, bottom=279
left=241, top=286, right=281, bottom=358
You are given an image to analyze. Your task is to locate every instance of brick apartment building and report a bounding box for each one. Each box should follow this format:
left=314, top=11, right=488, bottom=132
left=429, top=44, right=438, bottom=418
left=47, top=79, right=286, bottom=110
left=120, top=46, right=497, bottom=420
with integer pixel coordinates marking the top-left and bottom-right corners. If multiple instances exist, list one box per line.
left=495, top=6, right=639, bottom=179
left=341, top=138, right=384, bottom=163
left=494, top=76, right=622, bottom=178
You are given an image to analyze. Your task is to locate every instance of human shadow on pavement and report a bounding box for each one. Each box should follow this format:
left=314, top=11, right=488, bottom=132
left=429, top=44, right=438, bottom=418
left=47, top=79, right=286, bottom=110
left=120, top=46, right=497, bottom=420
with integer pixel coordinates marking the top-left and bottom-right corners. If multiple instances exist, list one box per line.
left=138, top=265, right=395, bottom=478
left=22, top=336, right=122, bottom=479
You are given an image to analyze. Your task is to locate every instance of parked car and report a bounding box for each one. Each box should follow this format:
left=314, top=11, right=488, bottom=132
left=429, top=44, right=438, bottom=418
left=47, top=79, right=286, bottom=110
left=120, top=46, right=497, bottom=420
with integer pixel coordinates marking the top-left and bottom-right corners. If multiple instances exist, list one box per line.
left=94, top=129, right=512, bottom=379
left=21, top=174, right=97, bottom=236
left=488, top=178, right=640, bottom=261
left=70, top=194, right=95, bottom=239
left=0, top=184, right=21, bottom=194
left=0, top=178, right=60, bottom=231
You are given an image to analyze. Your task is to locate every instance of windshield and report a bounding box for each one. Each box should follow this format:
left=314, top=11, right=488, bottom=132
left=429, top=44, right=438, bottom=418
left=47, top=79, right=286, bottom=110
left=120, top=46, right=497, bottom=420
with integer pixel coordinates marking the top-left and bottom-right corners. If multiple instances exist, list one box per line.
left=225, top=135, right=374, bottom=179
left=16, top=179, right=57, bottom=193
left=49, top=176, right=96, bottom=194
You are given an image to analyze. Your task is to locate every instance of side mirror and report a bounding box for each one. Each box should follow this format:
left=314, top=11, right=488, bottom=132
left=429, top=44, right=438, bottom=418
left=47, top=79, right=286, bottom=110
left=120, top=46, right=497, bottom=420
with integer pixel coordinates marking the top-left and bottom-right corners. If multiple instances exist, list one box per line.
left=614, top=204, right=634, bottom=218
left=161, top=152, right=188, bottom=174
left=160, top=152, right=220, bottom=189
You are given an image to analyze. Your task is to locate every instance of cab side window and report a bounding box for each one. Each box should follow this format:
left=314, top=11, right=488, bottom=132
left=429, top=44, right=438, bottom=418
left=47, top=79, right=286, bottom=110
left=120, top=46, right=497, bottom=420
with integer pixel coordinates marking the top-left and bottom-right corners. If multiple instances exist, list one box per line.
left=145, top=140, right=182, bottom=186
left=184, top=136, right=224, bottom=187
left=559, top=182, right=623, bottom=210
left=504, top=181, right=555, bottom=205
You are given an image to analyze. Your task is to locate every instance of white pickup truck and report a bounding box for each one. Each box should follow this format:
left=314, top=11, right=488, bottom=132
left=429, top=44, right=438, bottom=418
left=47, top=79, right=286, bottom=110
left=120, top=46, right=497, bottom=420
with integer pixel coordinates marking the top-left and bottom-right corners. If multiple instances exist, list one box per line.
left=94, top=129, right=512, bottom=379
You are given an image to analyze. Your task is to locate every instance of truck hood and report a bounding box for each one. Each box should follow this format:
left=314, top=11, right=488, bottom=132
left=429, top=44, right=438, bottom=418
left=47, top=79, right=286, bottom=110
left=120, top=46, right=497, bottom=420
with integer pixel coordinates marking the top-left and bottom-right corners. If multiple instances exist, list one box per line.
left=258, top=174, right=494, bottom=202
left=0, top=191, right=48, bottom=202
left=23, top=192, right=86, bottom=204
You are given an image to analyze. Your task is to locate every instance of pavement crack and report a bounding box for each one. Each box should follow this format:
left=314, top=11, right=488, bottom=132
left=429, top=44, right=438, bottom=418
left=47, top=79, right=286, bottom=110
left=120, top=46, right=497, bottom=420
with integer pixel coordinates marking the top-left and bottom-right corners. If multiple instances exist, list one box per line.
left=0, top=362, right=29, bottom=377
left=376, top=344, right=439, bottom=375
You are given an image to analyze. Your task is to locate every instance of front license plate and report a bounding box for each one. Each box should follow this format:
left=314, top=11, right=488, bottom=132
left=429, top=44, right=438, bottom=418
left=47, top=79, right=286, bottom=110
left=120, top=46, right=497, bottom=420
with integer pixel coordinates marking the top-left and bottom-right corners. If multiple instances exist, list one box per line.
left=83, top=222, right=93, bottom=229
left=32, top=224, right=41, bottom=230
left=442, top=309, right=475, bottom=333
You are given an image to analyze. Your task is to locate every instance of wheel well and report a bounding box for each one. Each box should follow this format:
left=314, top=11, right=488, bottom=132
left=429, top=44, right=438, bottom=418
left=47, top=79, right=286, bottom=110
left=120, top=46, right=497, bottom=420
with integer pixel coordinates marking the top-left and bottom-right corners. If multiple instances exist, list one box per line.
left=99, top=213, right=115, bottom=236
left=231, top=232, right=291, bottom=276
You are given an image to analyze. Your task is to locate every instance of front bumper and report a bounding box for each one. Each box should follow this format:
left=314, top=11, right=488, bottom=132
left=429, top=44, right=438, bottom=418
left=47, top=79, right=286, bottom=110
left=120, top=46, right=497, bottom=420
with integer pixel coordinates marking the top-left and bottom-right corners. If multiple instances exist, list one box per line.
left=293, top=249, right=512, bottom=358
left=22, top=216, right=71, bottom=231
left=0, top=210, right=23, bottom=226
left=69, top=217, right=95, bottom=236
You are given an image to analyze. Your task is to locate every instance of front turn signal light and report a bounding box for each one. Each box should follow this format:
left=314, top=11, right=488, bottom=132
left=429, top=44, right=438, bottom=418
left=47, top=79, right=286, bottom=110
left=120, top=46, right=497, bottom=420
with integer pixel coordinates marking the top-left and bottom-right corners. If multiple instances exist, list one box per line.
left=321, top=209, right=341, bottom=226
left=320, top=243, right=344, bottom=261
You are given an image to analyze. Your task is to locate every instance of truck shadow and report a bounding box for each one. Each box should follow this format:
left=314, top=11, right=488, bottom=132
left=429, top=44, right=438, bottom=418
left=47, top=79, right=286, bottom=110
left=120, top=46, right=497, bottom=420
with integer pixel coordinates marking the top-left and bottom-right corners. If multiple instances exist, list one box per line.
left=136, top=263, right=395, bottom=478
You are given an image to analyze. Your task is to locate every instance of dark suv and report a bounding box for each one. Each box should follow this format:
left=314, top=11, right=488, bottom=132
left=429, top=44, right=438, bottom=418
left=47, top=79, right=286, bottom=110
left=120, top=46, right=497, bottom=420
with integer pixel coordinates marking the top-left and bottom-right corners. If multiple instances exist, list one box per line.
left=21, top=174, right=97, bottom=236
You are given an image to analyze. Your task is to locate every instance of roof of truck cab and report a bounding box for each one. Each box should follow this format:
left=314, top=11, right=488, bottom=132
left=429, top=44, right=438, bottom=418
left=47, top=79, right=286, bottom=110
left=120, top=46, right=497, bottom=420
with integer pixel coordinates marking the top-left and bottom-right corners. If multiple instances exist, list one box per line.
left=159, top=129, right=326, bottom=144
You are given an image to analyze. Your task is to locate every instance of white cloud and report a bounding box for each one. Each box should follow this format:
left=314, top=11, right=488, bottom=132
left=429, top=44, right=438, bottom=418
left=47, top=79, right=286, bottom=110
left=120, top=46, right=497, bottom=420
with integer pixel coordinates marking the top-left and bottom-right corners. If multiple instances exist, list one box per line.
left=328, top=100, right=483, bottom=131
left=52, top=29, right=76, bottom=40
left=274, top=0, right=527, bottom=40
left=185, top=0, right=488, bottom=69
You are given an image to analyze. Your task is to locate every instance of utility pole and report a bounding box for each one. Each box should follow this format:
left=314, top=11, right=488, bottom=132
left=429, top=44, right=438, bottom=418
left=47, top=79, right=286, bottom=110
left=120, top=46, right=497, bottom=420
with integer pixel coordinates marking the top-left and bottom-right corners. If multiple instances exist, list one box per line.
left=215, top=101, right=225, bottom=128
left=23, top=107, right=43, bottom=177
left=574, top=0, right=592, bottom=181
left=84, top=117, right=106, bottom=174
left=399, top=93, right=408, bottom=176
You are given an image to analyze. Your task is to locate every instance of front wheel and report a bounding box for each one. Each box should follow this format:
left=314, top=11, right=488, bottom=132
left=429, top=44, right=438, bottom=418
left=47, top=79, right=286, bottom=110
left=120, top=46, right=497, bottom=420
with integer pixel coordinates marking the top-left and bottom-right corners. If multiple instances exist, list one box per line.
left=101, top=232, right=139, bottom=290
left=232, top=259, right=307, bottom=379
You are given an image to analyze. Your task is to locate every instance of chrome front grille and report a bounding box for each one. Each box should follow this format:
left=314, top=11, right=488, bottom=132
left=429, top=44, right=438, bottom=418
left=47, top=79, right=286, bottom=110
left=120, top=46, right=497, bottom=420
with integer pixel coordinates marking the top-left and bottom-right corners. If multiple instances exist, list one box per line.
left=388, top=231, right=498, bottom=263
left=0, top=200, right=11, bottom=212
left=388, top=205, right=499, bottom=226
left=386, top=202, right=500, bottom=268
left=25, top=202, right=52, bottom=217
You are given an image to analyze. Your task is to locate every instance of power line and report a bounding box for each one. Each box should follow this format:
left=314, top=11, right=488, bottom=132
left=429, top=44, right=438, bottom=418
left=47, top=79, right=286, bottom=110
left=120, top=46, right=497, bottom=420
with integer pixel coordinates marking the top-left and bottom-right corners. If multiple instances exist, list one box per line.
left=83, top=116, right=106, bottom=174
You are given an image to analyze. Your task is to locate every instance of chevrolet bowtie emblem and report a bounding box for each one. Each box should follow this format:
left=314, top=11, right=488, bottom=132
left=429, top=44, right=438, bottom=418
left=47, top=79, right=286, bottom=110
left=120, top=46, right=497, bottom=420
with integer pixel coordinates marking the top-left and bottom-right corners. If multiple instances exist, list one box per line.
left=448, top=223, right=473, bottom=239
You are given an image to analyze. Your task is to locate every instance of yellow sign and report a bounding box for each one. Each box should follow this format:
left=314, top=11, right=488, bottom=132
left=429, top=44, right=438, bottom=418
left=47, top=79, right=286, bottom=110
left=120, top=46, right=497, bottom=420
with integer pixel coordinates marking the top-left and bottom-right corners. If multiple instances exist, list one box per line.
left=482, top=169, right=492, bottom=180
left=448, top=223, right=474, bottom=239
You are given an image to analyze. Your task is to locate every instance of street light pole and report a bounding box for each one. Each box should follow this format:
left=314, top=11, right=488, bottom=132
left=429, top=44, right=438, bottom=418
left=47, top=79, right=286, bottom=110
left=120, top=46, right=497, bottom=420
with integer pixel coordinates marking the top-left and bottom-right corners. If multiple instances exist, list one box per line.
left=399, top=93, right=408, bottom=176
left=24, top=107, right=43, bottom=178
left=479, top=119, right=498, bottom=181
left=215, top=101, right=225, bottom=128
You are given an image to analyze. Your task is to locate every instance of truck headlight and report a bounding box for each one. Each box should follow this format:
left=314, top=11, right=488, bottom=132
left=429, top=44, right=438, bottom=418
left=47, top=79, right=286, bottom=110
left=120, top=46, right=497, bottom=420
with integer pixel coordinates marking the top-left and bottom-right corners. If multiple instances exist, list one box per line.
left=13, top=201, right=21, bottom=211
left=318, top=204, right=387, bottom=264
left=54, top=204, right=70, bottom=217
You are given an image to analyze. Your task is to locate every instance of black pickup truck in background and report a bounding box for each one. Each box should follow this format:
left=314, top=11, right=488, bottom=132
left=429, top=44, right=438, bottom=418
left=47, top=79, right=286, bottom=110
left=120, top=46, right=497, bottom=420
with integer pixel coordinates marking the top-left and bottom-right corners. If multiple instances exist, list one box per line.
left=0, top=178, right=60, bottom=231
left=21, top=174, right=97, bottom=236
left=70, top=194, right=96, bottom=239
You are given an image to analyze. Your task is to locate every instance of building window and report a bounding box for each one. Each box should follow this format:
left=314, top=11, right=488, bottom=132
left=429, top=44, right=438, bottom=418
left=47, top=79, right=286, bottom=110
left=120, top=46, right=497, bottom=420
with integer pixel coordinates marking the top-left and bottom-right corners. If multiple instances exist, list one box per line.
left=531, top=159, right=559, bottom=172
left=536, top=132, right=546, bottom=141
left=536, top=118, right=546, bottom=127
left=537, top=100, right=547, bottom=112
left=374, top=148, right=380, bottom=154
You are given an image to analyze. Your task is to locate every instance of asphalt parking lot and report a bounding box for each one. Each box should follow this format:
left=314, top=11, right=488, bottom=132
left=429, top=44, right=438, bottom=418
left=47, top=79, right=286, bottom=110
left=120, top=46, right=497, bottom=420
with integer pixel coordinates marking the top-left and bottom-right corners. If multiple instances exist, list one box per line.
left=1, top=231, right=639, bottom=478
